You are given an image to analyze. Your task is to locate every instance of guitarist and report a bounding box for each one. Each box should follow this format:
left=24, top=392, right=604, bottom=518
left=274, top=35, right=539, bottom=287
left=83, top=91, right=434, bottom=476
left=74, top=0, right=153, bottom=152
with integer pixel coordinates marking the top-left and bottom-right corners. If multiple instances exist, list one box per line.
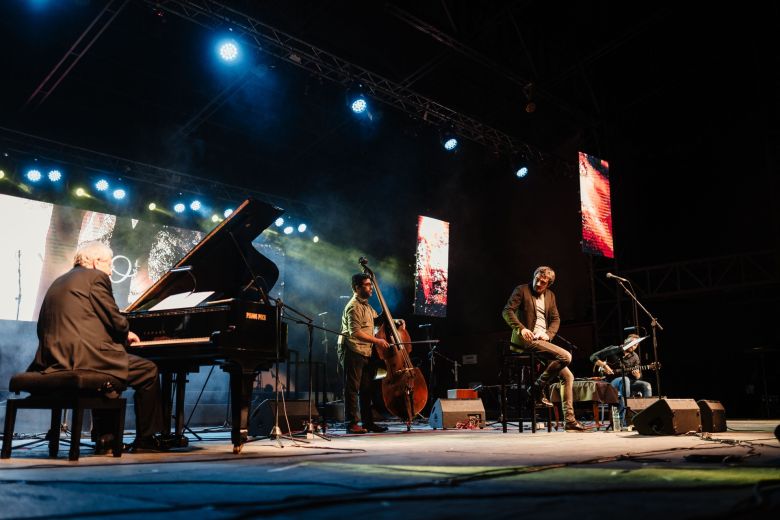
left=590, top=333, right=653, bottom=426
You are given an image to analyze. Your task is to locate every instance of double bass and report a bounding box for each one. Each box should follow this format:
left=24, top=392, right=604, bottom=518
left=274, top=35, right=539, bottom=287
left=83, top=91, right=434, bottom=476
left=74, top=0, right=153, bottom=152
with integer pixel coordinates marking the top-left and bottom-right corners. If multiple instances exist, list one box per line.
left=359, top=257, right=428, bottom=430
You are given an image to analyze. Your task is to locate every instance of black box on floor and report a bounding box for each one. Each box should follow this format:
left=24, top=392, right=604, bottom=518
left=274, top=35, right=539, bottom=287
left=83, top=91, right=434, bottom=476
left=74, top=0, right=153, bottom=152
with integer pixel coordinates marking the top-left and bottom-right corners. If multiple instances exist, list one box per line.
left=697, top=400, right=727, bottom=432
left=249, top=399, right=318, bottom=437
left=633, top=398, right=701, bottom=435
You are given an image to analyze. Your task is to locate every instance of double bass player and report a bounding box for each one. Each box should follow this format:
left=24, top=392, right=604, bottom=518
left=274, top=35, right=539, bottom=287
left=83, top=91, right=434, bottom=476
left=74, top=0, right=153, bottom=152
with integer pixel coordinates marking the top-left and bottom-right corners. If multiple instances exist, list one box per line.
left=337, top=273, right=402, bottom=434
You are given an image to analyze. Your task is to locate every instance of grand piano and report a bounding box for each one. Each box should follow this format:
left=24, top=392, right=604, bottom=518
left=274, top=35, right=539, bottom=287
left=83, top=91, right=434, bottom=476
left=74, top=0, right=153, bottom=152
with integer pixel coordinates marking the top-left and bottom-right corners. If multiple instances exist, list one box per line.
left=125, top=198, right=287, bottom=453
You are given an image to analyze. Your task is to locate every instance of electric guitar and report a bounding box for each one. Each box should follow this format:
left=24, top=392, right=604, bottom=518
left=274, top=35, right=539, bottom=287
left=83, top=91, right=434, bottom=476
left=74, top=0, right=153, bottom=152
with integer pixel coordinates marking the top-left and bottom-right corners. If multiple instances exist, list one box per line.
left=593, top=361, right=661, bottom=377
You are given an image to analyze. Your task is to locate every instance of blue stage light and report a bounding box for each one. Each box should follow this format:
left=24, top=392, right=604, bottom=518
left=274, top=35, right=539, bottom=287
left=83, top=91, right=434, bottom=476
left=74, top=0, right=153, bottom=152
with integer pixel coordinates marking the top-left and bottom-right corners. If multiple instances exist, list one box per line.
left=297, top=223, right=307, bottom=233
left=26, top=169, right=42, bottom=182
left=190, top=200, right=202, bottom=211
left=218, top=40, right=239, bottom=62
left=112, top=188, right=126, bottom=200
left=224, top=209, right=234, bottom=218
left=47, top=170, right=62, bottom=182
left=443, top=137, right=458, bottom=152
left=516, top=166, right=529, bottom=178
left=275, top=217, right=284, bottom=227
left=350, top=97, right=367, bottom=114
left=95, top=179, right=109, bottom=191
left=283, top=226, right=294, bottom=235
left=173, top=203, right=186, bottom=213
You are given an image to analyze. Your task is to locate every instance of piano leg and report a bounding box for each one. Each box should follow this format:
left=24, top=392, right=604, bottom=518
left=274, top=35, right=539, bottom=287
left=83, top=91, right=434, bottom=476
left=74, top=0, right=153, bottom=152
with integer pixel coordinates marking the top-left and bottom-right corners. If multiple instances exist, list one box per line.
left=174, top=371, right=187, bottom=438
left=228, top=368, right=254, bottom=454
left=161, top=372, right=174, bottom=435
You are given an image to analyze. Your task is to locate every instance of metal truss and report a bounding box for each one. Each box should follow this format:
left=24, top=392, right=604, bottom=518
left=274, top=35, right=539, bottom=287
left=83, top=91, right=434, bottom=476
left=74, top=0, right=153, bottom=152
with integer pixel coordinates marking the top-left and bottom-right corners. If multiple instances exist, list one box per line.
left=595, top=251, right=780, bottom=300
left=25, top=0, right=130, bottom=109
left=147, top=0, right=534, bottom=156
left=0, top=126, right=316, bottom=218
left=591, top=250, right=780, bottom=346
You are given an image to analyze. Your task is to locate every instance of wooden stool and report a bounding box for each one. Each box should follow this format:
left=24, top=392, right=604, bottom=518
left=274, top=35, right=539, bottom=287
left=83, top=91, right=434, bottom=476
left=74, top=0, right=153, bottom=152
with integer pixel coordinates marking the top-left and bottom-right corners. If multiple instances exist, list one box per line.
left=2, top=371, right=127, bottom=461
left=499, top=343, right=553, bottom=433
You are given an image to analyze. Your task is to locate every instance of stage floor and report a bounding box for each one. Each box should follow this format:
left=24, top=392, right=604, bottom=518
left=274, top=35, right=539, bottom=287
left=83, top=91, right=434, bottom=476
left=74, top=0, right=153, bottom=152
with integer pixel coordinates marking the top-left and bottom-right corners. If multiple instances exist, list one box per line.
left=1, top=420, right=779, bottom=519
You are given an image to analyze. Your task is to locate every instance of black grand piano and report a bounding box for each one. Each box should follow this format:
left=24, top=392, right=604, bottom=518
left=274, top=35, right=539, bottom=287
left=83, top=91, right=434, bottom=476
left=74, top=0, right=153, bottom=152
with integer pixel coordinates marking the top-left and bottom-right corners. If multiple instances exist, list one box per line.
left=125, top=198, right=287, bottom=453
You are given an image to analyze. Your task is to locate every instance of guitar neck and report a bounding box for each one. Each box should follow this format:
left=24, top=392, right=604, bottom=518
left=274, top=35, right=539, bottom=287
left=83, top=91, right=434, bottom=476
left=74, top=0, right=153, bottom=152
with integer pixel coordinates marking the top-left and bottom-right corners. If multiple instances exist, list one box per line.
left=595, top=362, right=658, bottom=376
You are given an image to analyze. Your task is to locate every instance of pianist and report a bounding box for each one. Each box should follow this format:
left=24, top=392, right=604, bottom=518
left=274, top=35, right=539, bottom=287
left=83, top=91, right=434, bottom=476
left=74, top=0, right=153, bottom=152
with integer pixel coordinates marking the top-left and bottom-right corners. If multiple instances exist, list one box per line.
left=27, top=241, right=166, bottom=453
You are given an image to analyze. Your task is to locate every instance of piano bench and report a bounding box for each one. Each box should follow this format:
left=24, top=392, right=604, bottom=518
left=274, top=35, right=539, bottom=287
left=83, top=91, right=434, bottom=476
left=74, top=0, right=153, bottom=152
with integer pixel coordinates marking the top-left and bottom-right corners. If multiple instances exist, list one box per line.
left=2, top=370, right=127, bottom=461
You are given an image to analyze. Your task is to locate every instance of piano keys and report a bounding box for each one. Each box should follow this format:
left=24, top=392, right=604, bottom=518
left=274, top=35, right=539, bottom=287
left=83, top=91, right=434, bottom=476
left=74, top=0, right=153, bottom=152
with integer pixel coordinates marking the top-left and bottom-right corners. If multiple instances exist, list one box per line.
left=125, top=198, right=288, bottom=453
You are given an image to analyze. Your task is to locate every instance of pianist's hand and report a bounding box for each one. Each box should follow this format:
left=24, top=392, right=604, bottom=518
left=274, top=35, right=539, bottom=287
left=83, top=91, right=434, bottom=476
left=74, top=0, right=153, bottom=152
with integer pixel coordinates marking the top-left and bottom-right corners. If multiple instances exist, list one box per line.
left=127, top=331, right=141, bottom=344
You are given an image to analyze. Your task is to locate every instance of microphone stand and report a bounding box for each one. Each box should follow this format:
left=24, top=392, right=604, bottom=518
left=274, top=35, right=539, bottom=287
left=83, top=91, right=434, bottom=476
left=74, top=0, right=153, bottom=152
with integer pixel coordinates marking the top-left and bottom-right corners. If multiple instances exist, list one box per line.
left=274, top=298, right=330, bottom=441
left=614, top=279, right=664, bottom=396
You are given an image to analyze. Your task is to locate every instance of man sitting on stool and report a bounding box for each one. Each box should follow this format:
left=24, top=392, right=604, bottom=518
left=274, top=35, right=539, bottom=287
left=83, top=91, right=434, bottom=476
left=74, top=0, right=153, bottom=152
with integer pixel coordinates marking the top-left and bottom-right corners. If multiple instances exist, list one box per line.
left=502, top=266, right=585, bottom=431
left=28, top=241, right=166, bottom=453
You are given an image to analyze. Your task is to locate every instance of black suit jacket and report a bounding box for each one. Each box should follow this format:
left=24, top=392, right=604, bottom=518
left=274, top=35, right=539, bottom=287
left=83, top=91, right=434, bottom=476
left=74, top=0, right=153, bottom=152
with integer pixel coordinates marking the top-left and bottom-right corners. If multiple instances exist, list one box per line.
left=502, top=284, right=560, bottom=345
left=29, top=266, right=130, bottom=381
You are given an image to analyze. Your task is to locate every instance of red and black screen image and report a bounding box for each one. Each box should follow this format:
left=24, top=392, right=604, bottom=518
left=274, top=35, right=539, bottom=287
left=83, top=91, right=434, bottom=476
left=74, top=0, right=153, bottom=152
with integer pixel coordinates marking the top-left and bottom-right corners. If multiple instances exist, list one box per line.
left=578, top=151, right=614, bottom=258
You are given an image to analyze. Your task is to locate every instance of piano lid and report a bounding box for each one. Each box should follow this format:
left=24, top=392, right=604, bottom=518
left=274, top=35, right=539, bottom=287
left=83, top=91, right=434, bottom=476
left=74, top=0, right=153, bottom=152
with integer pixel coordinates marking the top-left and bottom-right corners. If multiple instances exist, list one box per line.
left=124, top=198, right=284, bottom=312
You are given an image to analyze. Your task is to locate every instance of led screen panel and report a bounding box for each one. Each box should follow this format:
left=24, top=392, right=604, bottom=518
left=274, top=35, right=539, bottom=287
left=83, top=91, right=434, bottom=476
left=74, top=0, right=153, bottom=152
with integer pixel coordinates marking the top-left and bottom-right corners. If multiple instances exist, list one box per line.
left=578, top=151, right=614, bottom=258
left=413, top=216, right=449, bottom=317
left=0, top=194, right=284, bottom=321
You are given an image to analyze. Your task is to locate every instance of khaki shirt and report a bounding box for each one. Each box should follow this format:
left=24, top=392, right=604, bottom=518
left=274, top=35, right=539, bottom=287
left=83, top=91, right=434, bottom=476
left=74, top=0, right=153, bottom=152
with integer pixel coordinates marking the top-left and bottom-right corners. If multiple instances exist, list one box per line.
left=338, top=295, right=378, bottom=358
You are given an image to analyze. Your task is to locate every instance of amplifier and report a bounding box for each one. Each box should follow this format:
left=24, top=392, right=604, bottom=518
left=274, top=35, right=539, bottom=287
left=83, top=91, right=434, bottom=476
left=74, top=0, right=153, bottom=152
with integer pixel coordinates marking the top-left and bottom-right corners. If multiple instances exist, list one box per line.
left=429, top=398, right=485, bottom=429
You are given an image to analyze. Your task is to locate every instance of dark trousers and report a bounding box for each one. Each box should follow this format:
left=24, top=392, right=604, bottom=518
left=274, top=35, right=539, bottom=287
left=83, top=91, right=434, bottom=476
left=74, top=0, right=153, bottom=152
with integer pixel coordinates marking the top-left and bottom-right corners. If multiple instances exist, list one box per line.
left=94, top=354, right=163, bottom=440
left=343, top=348, right=379, bottom=426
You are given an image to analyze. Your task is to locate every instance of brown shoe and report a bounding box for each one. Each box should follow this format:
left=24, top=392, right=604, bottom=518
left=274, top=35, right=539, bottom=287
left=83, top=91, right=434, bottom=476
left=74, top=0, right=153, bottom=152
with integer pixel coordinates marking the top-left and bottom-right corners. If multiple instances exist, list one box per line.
left=347, top=423, right=367, bottom=434
left=536, top=396, right=554, bottom=408
left=565, top=420, right=587, bottom=432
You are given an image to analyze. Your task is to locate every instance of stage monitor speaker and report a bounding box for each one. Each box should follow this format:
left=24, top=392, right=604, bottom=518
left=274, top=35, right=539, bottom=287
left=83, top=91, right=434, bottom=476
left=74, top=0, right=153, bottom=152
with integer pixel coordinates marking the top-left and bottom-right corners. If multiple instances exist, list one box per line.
left=249, top=399, right=318, bottom=437
left=625, top=397, right=660, bottom=424
left=633, top=398, right=701, bottom=435
left=428, top=398, right=485, bottom=429
left=697, top=400, right=727, bottom=432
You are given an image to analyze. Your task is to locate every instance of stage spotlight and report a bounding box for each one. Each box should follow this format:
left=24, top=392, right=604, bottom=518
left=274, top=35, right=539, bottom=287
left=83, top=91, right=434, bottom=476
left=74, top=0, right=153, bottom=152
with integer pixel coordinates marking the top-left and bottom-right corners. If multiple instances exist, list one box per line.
left=95, top=179, right=109, bottom=192
left=224, top=208, right=234, bottom=218
left=297, top=223, right=307, bottom=233
left=217, top=39, right=239, bottom=62
left=442, top=136, right=458, bottom=152
left=173, top=202, right=186, bottom=213
left=47, top=169, right=62, bottom=182
left=148, top=202, right=157, bottom=211
left=211, top=214, right=220, bottom=223
left=0, top=170, right=5, bottom=180
left=190, top=200, right=202, bottom=211
left=275, top=217, right=284, bottom=227
left=75, top=187, right=88, bottom=197
left=516, top=166, right=529, bottom=178
left=283, top=225, right=294, bottom=235
left=112, top=188, right=126, bottom=200
left=26, top=169, right=42, bottom=182
left=313, top=236, right=319, bottom=243
left=350, top=97, right=368, bottom=114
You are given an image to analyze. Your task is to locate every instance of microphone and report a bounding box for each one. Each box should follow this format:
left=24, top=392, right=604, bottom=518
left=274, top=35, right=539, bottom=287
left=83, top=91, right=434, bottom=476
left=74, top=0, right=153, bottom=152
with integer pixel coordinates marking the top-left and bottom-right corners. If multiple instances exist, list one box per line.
left=606, top=272, right=629, bottom=282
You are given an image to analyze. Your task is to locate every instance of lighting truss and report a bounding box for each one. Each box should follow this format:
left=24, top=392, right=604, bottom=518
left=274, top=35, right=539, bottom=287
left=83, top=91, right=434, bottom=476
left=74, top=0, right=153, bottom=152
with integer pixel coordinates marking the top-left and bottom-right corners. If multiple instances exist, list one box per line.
left=146, top=0, right=536, bottom=156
